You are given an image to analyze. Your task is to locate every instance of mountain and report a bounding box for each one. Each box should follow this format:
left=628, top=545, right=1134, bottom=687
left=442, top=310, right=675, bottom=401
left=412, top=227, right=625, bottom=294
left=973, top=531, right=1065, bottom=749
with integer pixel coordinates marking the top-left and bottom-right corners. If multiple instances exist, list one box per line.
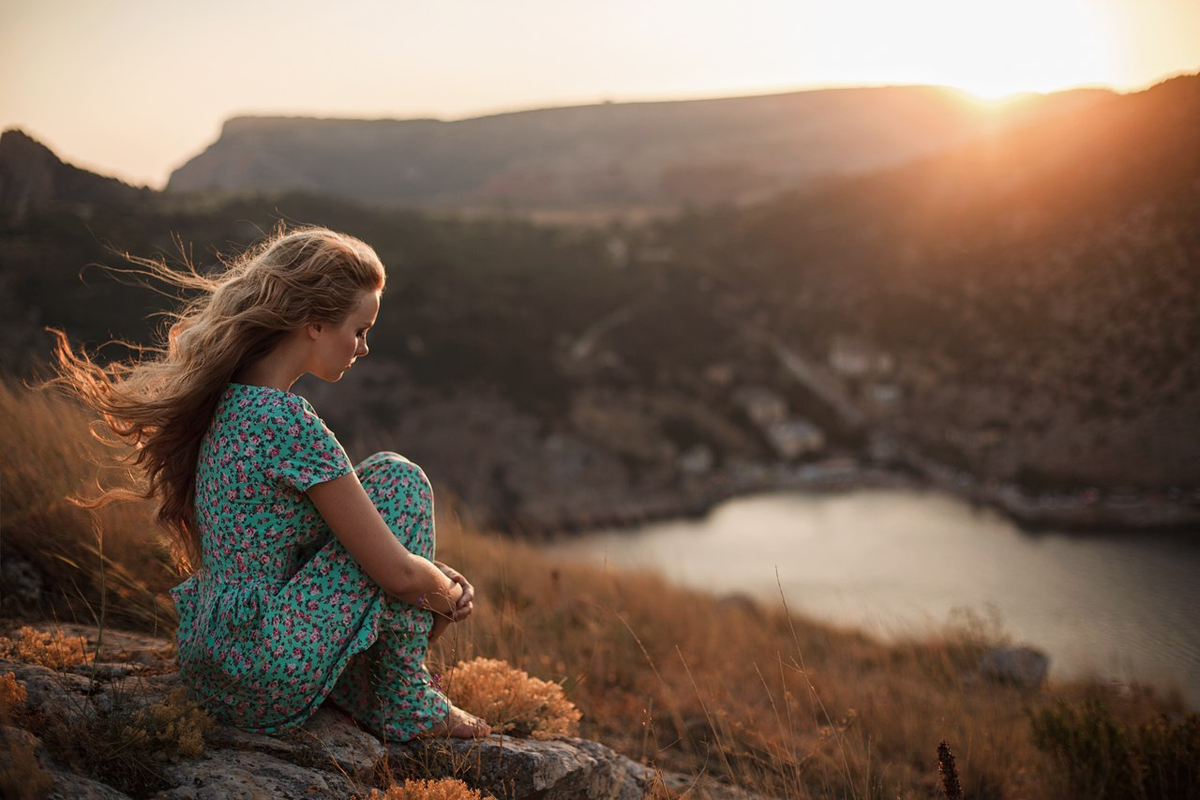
left=0, top=129, right=150, bottom=219
left=654, top=73, right=1200, bottom=490
left=166, top=86, right=1108, bottom=211
left=3, top=76, right=1196, bottom=529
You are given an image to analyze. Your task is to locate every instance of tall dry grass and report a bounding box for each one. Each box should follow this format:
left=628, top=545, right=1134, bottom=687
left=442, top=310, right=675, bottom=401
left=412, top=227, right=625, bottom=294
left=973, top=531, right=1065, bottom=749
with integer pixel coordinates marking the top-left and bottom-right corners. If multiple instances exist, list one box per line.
left=0, top=377, right=178, bottom=633
left=2, top=376, right=1193, bottom=798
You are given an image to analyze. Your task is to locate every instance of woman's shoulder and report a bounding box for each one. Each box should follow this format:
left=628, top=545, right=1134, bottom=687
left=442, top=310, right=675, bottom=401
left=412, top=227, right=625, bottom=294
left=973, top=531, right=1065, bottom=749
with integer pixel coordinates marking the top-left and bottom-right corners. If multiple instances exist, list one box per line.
left=223, top=383, right=317, bottom=419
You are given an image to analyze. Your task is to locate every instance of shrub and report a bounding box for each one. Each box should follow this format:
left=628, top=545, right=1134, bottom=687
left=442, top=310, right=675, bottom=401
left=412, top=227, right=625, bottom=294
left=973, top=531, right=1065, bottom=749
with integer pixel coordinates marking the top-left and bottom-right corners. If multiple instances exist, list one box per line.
left=1030, top=697, right=1200, bottom=799
left=0, top=672, right=27, bottom=710
left=41, top=686, right=213, bottom=796
left=0, top=626, right=88, bottom=669
left=442, top=658, right=580, bottom=739
left=369, top=777, right=492, bottom=800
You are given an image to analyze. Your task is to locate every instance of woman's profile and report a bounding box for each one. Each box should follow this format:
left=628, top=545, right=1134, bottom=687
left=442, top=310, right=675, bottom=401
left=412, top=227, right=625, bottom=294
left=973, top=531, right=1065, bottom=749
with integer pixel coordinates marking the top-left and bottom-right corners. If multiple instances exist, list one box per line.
left=51, top=226, right=490, bottom=741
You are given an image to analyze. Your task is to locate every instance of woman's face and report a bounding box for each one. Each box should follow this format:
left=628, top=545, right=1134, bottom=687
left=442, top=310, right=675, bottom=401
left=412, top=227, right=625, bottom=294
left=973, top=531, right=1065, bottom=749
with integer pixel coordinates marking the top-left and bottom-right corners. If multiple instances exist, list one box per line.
left=307, top=289, right=381, bottom=382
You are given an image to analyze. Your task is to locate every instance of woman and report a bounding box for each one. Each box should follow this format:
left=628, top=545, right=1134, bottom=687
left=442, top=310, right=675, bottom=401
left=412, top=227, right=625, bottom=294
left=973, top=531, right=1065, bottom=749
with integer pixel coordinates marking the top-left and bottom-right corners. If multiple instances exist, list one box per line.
left=53, top=226, right=490, bottom=741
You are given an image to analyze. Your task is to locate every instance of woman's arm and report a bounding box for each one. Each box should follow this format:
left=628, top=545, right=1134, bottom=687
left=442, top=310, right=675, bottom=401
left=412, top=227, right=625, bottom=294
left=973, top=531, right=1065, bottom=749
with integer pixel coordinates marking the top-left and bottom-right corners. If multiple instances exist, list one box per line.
left=307, top=472, right=463, bottom=618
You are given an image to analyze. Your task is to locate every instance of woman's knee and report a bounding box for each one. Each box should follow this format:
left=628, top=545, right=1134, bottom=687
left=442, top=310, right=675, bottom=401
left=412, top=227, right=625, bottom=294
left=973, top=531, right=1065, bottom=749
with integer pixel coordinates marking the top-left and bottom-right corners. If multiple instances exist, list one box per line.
left=357, top=452, right=435, bottom=554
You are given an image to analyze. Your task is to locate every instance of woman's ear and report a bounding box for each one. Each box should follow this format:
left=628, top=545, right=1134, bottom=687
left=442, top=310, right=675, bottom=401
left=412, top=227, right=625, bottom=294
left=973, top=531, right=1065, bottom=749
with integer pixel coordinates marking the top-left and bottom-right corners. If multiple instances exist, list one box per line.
left=306, top=322, right=323, bottom=340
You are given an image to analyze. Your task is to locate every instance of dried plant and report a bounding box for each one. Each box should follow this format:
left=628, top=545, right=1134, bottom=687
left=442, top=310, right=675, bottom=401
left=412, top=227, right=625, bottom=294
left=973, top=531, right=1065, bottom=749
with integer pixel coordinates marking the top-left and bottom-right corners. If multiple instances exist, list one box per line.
left=936, top=740, right=963, bottom=800
left=0, top=626, right=88, bottom=669
left=443, top=657, right=580, bottom=739
left=369, top=777, right=493, bottom=800
left=0, top=672, right=27, bottom=710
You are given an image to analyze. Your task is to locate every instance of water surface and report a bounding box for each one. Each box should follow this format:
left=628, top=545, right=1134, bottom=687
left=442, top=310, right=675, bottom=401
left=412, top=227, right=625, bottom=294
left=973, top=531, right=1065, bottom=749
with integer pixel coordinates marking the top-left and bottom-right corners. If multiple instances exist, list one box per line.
left=546, top=489, right=1200, bottom=707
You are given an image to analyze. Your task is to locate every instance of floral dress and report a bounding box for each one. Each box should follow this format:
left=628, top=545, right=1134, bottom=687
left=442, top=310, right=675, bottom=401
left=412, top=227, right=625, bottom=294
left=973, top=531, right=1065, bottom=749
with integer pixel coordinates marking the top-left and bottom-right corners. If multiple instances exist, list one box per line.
left=171, top=383, right=450, bottom=741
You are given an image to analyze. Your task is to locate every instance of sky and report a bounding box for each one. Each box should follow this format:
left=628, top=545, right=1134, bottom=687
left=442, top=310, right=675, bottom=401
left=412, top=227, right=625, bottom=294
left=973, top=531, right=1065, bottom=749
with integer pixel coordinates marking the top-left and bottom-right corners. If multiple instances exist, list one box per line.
left=2, top=0, right=1198, bottom=188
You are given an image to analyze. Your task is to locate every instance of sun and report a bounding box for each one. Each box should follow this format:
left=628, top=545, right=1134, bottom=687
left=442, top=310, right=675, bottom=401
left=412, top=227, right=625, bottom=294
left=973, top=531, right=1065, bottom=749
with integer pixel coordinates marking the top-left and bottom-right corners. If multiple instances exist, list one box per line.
left=924, top=0, right=1119, bottom=99
left=783, top=0, right=1122, bottom=101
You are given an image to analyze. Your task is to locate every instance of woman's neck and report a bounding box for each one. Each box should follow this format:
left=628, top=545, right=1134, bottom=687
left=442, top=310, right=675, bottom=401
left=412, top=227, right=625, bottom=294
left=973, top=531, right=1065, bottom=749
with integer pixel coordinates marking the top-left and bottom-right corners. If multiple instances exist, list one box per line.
left=234, top=331, right=308, bottom=391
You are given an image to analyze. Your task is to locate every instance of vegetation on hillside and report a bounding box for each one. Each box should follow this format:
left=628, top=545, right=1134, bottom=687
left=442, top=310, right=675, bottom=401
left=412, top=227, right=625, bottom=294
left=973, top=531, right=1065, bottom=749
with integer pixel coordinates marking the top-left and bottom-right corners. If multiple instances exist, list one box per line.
left=3, top=76, right=1198, bottom=526
left=3, top=378, right=1195, bottom=798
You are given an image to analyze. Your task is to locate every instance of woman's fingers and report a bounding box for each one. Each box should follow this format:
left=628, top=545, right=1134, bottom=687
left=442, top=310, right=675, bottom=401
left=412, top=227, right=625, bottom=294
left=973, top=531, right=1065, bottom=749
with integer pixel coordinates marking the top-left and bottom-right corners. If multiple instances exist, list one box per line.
left=453, top=599, right=474, bottom=621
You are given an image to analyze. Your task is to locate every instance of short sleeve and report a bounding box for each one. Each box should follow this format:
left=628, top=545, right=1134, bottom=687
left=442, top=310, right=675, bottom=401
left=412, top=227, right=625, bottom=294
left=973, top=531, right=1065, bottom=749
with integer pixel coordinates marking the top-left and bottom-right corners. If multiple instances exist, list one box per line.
left=260, top=395, right=354, bottom=492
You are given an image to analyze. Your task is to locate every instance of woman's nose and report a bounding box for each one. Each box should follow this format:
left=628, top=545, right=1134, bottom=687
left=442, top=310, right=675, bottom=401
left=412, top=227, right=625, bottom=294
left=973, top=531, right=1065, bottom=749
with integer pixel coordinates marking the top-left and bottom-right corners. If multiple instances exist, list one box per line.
left=357, top=339, right=369, bottom=357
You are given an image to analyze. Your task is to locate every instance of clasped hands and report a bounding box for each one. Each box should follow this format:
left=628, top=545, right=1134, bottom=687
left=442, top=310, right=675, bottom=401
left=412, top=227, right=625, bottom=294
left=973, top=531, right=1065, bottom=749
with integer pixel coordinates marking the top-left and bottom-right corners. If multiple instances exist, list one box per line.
left=433, top=560, right=475, bottom=622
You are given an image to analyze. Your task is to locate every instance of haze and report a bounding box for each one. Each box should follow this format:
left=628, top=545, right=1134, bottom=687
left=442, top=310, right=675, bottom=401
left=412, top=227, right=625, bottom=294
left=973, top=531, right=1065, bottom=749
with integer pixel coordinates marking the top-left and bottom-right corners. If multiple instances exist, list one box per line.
left=2, top=0, right=1198, bottom=188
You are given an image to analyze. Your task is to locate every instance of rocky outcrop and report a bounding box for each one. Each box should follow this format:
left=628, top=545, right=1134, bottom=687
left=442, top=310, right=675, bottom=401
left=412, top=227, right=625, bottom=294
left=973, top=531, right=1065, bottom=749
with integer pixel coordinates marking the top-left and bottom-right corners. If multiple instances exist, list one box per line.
left=0, top=624, right=758, bottom=800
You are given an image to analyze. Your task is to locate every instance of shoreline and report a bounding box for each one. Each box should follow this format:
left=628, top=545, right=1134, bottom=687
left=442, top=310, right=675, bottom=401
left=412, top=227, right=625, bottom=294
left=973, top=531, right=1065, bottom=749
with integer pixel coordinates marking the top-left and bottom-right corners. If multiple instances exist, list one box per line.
left=510, top=459, right=1200, bottom=537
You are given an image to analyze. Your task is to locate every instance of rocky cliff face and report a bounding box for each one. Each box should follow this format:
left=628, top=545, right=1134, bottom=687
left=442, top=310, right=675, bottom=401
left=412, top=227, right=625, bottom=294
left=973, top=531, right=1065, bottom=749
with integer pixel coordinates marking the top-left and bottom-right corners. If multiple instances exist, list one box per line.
left=166, top=86, right=1107, bottom=210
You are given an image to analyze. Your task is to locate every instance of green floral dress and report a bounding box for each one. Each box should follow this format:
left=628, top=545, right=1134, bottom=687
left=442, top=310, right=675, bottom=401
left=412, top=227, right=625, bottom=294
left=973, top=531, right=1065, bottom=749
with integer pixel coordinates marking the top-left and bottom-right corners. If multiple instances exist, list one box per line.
left=171, top=383, right=450, bottom=741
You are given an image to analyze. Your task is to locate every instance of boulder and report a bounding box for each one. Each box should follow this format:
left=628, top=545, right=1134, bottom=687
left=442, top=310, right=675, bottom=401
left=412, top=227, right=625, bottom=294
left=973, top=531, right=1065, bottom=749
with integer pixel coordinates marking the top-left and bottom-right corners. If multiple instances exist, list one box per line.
left=977, top=646, right=1050, bottom=688
left=390, top=734, right=655, bottom=800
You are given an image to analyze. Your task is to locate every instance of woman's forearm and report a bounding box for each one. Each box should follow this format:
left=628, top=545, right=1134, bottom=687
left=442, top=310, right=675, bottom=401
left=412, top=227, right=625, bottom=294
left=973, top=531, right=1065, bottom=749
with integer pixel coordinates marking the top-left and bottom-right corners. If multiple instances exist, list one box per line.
left=394, top=553, right=463, bottom=616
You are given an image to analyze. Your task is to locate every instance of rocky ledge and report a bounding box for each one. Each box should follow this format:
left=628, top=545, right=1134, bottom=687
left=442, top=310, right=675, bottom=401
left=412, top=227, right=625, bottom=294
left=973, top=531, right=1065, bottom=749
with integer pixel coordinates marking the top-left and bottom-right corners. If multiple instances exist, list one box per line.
left=0, top=624, right=761, bottom=799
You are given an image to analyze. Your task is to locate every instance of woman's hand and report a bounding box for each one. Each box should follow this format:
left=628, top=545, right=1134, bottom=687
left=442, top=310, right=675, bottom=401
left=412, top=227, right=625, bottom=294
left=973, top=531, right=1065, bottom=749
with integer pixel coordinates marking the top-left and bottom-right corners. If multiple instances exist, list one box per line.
left=435, top=561, right=475, bottom=621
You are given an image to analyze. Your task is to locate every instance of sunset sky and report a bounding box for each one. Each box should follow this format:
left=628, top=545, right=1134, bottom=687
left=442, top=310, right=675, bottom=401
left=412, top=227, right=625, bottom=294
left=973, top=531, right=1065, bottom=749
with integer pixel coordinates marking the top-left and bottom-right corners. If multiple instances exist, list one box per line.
left=2, top=0, right=1198, bottom=188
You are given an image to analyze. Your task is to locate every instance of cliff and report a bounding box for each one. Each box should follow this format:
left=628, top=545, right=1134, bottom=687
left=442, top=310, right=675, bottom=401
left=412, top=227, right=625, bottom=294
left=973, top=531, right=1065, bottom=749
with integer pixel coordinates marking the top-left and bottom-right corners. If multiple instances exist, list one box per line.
left=166, top=86, right=1108, bottom=210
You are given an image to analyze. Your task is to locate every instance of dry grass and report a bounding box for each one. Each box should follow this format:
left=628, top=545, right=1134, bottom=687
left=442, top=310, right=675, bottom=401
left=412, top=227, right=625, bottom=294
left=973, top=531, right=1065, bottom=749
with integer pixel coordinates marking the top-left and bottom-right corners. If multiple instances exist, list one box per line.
left=0, top=626, right=88, bottom=669
left=441, top=657, right=580, bottom=739
left=368, top=777, right=493, bottom=800
left=3, top=375, right=1192, bottom=798
left=0, top=671, right=54, bottom=799
left=0, top=672, right=26, bottom=709
left=0, top=378, right=179, bottom=633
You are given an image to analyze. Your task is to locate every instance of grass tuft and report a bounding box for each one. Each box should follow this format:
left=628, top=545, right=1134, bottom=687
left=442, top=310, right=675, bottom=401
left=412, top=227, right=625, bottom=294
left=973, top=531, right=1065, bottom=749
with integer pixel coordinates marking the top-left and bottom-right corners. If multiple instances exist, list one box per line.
left=1030, top=694, right=1200, bottom=799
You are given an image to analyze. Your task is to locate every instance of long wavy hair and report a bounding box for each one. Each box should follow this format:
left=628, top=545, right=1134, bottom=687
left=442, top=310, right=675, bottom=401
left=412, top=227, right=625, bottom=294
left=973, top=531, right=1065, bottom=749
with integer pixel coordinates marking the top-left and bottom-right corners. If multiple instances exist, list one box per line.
left=51, top=226, right=387, bottom=572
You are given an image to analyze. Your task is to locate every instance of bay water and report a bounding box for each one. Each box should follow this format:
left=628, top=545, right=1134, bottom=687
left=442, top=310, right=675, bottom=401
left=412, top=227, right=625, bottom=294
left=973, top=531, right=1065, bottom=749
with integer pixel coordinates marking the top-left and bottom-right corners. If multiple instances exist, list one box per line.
left=546, top=488, right=1200, bottom=707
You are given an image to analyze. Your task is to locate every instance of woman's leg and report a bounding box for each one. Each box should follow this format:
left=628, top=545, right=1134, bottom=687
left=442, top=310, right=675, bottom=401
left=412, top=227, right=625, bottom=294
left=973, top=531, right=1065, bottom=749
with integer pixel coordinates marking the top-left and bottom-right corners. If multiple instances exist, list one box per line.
left=325, top=453, right=485, bottom=740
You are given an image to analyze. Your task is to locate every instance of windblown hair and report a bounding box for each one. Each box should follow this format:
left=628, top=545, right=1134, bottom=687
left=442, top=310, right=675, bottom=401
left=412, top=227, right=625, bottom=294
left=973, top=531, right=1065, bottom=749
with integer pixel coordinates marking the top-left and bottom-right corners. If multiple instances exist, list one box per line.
left=51, top=226, right=386, bottom=571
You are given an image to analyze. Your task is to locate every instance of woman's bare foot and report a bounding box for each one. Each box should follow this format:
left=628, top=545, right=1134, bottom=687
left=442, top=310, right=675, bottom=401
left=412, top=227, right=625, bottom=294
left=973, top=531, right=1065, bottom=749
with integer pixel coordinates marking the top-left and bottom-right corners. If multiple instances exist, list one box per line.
left=421, top=704, right=491, bottom=739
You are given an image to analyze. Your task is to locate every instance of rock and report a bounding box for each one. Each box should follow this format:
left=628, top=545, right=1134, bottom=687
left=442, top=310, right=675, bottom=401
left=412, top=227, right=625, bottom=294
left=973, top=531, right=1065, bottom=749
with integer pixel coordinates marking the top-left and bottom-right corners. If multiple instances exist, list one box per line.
left=7, top=627, right=741, bottom=800
left=390, top=734, right=654, bottom=800
left=49, top=770, right=135, bottom=800
left=206, top=706, right=385, bottom=781
left=155, top=749, right=359, bottom=800
left=977, top=646, right=1049, bottom=688
left=0, top=556, right=43, bottom=605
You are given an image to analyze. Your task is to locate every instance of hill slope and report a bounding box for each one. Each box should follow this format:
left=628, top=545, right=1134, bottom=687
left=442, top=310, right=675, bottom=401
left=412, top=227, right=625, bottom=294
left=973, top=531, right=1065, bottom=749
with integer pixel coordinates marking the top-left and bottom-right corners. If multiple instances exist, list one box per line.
left=0, top=129, right=150, bottom=219
left=167, top=86, right=1107, bottom=211
left=655, top=73, right=1200, bottom=490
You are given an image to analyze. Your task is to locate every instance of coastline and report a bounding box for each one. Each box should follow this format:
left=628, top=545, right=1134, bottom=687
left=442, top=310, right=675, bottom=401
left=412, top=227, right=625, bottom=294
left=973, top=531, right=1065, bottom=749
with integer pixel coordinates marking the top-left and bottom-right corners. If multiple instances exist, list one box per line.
left=511, top=457, right=1200, bottom=537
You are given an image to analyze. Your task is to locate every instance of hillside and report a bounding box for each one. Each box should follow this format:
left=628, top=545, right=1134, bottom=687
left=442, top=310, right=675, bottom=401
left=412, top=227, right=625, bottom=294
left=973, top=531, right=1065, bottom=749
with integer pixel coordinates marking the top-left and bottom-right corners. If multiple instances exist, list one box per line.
left=2, top=380, right=1196, bottom=799
left=651, top=72, right=1200, bottom=494
left=166, top=86, right=1106, bottom=212
left=0, top=129, right=151, bottom=219
left=1, top=76, right=1197, bottom=531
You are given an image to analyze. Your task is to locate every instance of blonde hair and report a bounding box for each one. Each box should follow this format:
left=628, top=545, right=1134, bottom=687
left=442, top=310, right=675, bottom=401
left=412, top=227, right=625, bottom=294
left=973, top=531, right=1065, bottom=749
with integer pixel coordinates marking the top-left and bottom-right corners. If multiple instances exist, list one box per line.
left=51, top=226, right=386, bottom=571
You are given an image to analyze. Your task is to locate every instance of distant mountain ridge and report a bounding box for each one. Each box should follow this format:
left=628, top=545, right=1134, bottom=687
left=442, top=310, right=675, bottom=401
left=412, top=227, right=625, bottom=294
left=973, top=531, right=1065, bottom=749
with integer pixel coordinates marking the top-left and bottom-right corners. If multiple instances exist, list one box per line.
left=167, top=85, right=1109, bottom=210
left=3, top=75, right=1196, bottom=526
left=0, top=129, right=150, bottom=219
